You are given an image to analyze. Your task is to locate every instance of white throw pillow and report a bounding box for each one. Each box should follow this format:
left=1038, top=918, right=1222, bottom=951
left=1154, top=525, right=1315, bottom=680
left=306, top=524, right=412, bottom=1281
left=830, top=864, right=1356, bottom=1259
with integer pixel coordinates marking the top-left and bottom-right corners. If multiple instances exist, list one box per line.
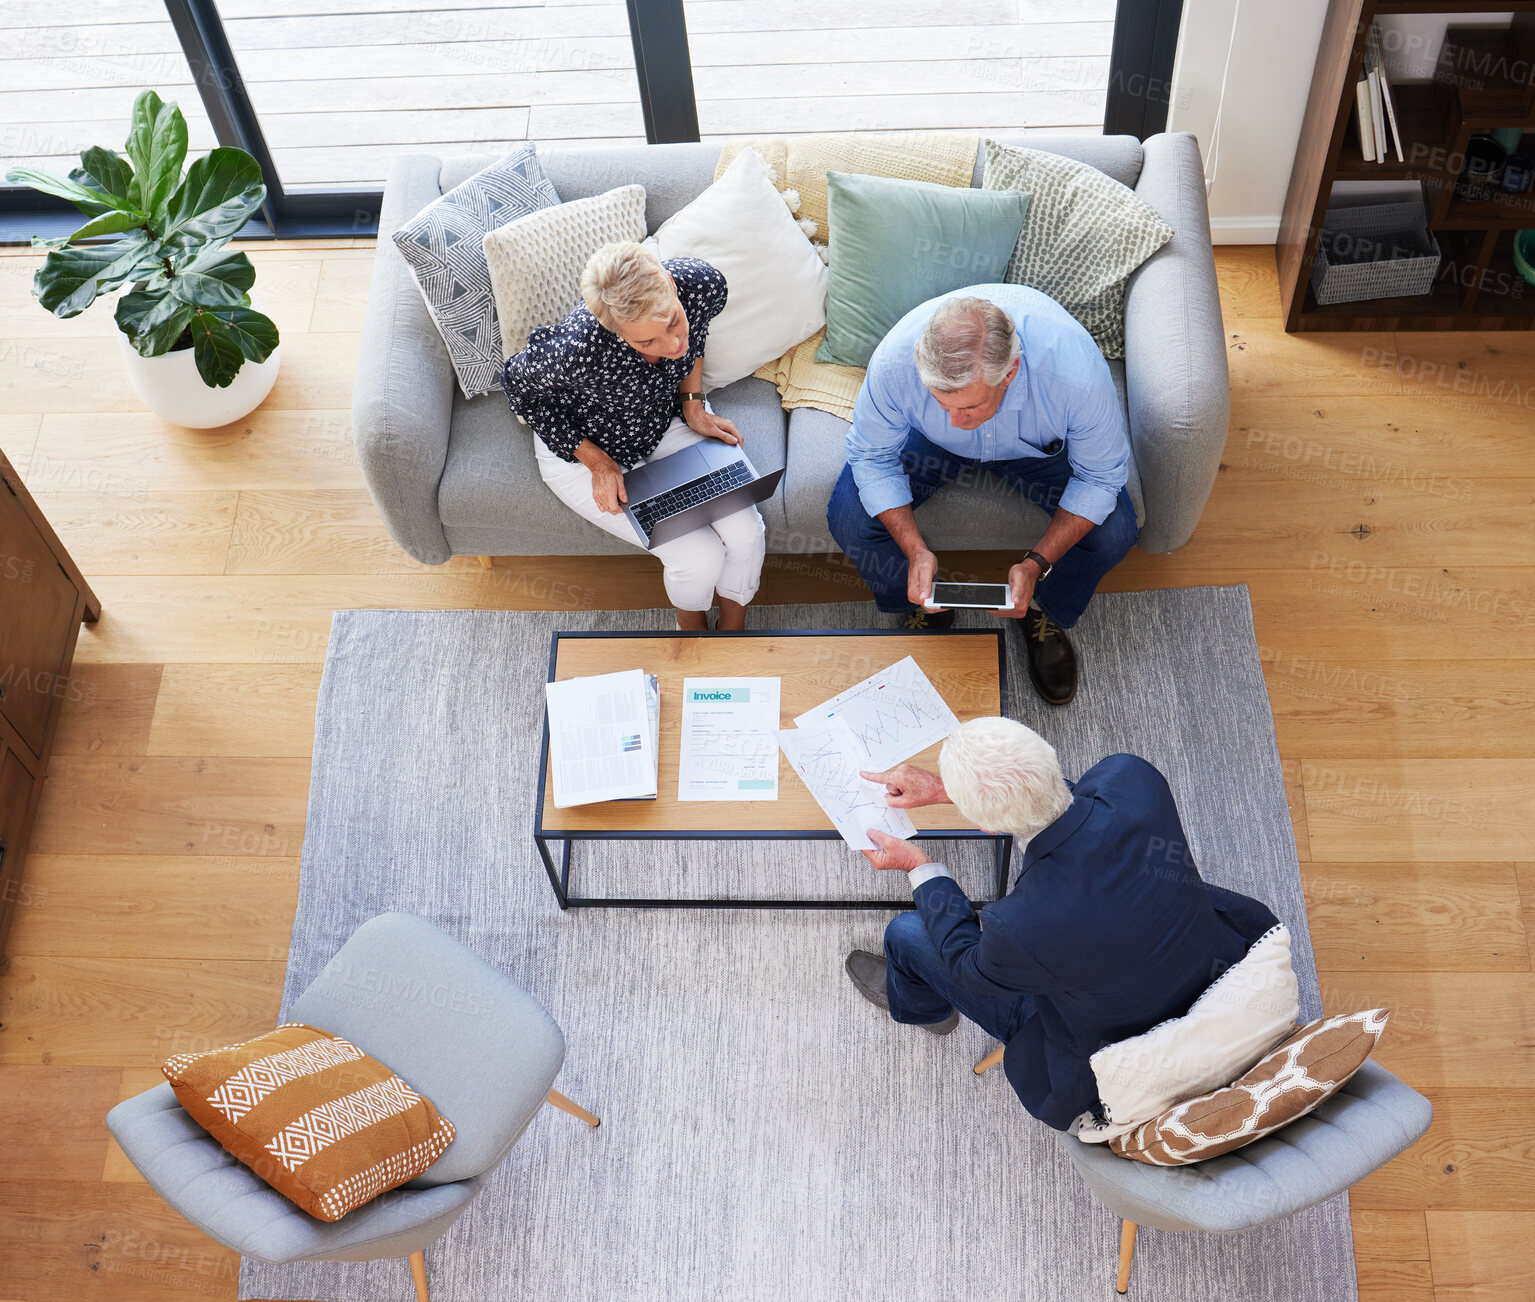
left=645, top=148, right=828, bottom=390
left=1075, top=924, right=1301, bottom=1144
left=483, top=184, right=647, bottom=361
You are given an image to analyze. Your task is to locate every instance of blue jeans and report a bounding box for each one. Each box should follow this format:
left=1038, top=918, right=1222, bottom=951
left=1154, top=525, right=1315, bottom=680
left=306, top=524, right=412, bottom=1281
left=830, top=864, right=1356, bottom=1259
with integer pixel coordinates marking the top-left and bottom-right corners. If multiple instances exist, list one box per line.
left=883, top=911, right=1035, bottom=1042
left=825, top=432, right=1139, bottom=627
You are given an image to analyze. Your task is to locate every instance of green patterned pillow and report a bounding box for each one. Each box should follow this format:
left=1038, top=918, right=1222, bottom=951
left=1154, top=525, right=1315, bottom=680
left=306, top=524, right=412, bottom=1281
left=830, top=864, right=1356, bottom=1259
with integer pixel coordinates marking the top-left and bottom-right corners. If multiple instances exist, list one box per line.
left=980, top=140, right=1173, bottom=359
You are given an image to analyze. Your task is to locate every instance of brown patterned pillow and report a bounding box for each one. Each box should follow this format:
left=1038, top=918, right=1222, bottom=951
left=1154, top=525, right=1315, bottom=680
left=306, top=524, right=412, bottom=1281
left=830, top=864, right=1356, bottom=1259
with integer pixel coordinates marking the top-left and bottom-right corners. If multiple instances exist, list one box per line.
left=163, top=1023, right=455, bottom=1221
left=1109, top=1008, right=1388, bottom=1166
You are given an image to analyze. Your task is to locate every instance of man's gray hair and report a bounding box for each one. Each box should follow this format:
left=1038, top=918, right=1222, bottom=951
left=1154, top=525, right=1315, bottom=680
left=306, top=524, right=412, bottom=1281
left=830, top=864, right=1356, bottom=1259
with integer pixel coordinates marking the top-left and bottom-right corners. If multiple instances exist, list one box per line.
left=938, top=716, right=1073, bottom=840
left=913, top=297, right=1022, bottom=392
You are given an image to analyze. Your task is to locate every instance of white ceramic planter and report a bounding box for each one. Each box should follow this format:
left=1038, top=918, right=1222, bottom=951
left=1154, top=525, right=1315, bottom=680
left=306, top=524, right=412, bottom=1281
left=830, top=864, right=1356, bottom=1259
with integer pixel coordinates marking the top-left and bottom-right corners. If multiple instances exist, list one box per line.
left=115, top=293, right=281, bottom=429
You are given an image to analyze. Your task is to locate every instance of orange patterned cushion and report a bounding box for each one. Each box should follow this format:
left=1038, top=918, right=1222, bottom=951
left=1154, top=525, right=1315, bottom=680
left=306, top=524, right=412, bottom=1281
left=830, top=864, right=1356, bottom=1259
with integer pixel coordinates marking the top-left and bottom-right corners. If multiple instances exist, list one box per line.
left=163, top=1023, right=455, bottom=1221
left=1108, top=1008, right=1388, bottom=1166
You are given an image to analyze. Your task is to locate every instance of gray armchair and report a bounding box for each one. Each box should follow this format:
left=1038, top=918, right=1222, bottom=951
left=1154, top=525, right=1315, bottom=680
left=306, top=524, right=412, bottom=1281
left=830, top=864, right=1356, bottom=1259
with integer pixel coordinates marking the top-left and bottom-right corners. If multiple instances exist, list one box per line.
left=105, top=913, right=598, bottom=1302
left=354, top=133, right=1229, bottom=566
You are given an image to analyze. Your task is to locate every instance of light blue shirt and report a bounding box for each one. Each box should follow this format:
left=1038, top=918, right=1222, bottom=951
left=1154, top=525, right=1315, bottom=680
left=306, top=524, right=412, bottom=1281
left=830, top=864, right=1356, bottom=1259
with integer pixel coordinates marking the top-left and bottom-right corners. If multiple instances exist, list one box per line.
left=847, top=284, right=1129, bottom=526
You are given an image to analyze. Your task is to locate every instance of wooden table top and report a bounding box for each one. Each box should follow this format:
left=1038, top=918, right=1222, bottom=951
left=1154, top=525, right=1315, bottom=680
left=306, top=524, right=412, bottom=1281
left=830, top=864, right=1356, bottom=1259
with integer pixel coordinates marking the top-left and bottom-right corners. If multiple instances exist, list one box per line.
left=538, top=630, right=1005, bottom=834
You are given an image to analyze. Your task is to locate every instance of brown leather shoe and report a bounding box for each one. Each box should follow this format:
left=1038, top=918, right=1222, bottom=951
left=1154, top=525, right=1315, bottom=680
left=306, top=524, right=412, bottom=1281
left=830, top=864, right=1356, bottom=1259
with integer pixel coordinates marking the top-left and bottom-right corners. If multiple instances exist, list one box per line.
left=1019, top=607, right=1078, bottom=705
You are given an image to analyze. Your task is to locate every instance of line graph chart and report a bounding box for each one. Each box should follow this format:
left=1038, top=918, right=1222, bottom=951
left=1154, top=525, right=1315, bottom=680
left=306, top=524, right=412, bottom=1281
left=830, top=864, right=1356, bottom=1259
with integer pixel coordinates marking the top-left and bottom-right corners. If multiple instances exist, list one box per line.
left=792, top=655, right=960, bottom=771
left=777, top=719, right=916, bottom=850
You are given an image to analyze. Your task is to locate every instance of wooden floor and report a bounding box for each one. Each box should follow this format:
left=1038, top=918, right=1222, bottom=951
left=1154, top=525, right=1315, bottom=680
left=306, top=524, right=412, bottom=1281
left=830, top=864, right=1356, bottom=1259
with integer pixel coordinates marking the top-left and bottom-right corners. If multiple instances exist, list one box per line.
left=0, top=238, right=1533, bottom=1300
left=1, top=0, right=1110, bottom=186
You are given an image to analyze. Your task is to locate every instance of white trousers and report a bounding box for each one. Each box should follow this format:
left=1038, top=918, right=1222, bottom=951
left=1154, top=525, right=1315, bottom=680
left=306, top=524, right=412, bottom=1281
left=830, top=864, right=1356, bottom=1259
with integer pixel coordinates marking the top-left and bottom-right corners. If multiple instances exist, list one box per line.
left=536, top=416, right=767, bottom=612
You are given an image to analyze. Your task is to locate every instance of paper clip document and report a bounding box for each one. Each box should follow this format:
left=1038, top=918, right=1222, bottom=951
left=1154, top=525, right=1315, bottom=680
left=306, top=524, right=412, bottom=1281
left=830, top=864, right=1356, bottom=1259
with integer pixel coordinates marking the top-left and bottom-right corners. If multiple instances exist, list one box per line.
left=545, top=668, right=658, bottom=808
left=678, top=677, right=781, bottom=801
left=793, top=655, right=960, bottom=772
left=778, top=717, right=916, bottom=850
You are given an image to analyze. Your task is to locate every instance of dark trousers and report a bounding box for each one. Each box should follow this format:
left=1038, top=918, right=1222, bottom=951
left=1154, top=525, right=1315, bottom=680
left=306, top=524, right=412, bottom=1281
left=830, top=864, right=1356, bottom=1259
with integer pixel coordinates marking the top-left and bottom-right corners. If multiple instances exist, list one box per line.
left=825, top=431, right=1139, bottom=627
left=883, top=911, right=1035, bottom=1041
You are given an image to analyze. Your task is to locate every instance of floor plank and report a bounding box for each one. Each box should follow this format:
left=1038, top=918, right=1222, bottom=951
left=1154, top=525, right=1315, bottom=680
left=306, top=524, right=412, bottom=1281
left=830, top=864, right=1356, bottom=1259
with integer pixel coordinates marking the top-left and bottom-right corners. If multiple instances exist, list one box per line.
left=1426, top=1210, right=1535, bottom=1299
left=0, top=1066, right=121, bottom=1181
left=147, top=664, right=323, bottom=758
left=1304, top=864, right=1529, bottom=972
left=30, top=490, right=239, bottom=576
left=51, top=664, right=164, bottom=757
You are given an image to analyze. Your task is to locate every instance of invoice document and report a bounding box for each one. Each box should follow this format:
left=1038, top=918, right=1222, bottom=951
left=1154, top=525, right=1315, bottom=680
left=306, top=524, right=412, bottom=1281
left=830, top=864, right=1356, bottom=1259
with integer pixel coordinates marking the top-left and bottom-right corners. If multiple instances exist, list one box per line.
left=678, top=677, right=780, bottom=801
left=545, top=669, right=657, bottom=808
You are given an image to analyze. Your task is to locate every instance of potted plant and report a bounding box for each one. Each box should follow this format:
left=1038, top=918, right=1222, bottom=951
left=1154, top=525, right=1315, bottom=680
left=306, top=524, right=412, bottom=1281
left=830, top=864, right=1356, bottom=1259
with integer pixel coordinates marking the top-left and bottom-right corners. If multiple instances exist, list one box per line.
left=5, top=89, right=281, bottom=429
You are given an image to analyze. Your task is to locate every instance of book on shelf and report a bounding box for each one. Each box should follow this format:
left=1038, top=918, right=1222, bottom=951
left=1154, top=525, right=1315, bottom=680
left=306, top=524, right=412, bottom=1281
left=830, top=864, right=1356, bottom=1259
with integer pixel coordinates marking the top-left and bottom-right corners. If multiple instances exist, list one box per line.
left=1356, top=66, right=1377, bottom=163
left=1366, top=21, right=1405, bottom=164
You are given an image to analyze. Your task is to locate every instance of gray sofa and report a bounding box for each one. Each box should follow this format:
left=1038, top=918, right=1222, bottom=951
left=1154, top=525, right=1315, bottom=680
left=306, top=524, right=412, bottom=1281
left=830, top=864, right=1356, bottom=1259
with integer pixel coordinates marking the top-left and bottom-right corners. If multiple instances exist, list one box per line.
left=354, top=132, right=1228, bottom=566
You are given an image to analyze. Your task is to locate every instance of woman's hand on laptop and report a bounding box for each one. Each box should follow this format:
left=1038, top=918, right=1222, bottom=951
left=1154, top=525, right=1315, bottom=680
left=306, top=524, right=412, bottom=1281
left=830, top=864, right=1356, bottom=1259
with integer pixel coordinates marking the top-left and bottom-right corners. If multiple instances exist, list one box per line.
left=862, top=763, right=947, bottom=809
left=590, top=461, right=628, bottom=514
left=685, top=407, right=742, bottom=445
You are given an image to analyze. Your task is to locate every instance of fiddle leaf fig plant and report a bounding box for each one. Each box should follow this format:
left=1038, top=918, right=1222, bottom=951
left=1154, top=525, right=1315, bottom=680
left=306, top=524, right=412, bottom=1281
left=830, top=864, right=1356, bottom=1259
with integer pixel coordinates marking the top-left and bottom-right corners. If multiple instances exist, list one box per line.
left=5, top=89, right=279, bottom=388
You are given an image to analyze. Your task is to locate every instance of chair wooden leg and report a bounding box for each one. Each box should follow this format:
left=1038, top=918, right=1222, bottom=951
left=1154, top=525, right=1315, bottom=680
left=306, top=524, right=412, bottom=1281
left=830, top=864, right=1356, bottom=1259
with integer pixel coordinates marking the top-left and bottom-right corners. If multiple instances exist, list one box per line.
left=973, top=1044, right=1005, bottom=1075
left=477, top=555, right=493, bottom=569
left=1116, top=1220, right=1138, bottom=1294
left=546, top=1087, right=601, bottom=1127
left=409, top=1250, right=429, bottom=1302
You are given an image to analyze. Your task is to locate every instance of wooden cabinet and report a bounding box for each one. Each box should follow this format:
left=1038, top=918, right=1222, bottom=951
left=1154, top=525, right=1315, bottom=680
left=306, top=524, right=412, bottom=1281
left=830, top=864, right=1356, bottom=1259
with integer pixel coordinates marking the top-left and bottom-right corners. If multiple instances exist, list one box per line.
left=0, top=448, right=98, bottom=962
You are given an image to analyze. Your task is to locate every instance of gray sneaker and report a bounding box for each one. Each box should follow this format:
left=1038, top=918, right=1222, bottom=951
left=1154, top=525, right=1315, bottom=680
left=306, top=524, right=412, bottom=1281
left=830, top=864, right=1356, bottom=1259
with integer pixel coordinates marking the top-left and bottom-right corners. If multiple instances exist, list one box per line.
left=843, top=949, right=959, bottom=1035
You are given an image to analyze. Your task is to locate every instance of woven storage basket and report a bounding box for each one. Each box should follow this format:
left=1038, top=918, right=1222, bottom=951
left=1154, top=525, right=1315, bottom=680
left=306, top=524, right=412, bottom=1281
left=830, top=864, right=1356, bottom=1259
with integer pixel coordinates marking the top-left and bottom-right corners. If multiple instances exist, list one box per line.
left=1310, top=200, right=1441, bottom=305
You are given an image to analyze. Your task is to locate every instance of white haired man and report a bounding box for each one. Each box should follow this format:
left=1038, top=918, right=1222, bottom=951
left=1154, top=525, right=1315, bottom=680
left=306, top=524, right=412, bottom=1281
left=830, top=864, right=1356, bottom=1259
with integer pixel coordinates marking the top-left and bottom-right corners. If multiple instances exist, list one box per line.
left=825, top=287, right=1139, bottom=704
left=842, top=717, right=1279, bottom=1133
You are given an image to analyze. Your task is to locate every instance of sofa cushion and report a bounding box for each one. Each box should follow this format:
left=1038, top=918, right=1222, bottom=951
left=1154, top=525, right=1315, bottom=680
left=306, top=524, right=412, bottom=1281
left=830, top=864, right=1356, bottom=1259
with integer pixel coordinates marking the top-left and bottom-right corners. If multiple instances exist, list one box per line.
left=483, top=184, right=647, bottom=362
left=1108, top=1008, right=1389, bottom=1166
left=781, top=360, right=1144, bottom=555
left=974, top=133, right=1144, bottom=190
left=392, top=145, right=560, bottom=399
left=981, top=139, right=1173, bottom=359
left=162, top=1023, right=455, bottom=1222
left=645, top=148, right=828, bottom=390
left=441, top=143, right=724, bottom=235
left=816, top=172, right=1030, bottom=368
left=438, top=375, right=789, bottom=553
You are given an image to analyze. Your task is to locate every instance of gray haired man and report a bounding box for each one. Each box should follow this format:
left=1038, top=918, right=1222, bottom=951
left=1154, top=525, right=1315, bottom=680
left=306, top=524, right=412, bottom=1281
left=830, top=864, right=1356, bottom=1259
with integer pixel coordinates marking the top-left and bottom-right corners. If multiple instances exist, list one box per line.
left=825, top=286, right=1139, bottom=704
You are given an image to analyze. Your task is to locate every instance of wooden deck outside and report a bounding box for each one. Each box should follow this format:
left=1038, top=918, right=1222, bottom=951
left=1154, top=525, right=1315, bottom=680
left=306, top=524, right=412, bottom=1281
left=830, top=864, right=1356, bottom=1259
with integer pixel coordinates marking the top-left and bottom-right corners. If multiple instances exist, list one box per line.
left=0, top=0, right=1110, bottom=189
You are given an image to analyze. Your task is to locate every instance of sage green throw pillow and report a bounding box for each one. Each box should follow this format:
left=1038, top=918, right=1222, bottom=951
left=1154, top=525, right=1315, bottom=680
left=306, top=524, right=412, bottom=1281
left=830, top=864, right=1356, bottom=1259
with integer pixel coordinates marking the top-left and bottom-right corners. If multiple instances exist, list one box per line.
left=981, top=139, right=1173, bottom=359
left=815, top=171, right=1030, bottom=368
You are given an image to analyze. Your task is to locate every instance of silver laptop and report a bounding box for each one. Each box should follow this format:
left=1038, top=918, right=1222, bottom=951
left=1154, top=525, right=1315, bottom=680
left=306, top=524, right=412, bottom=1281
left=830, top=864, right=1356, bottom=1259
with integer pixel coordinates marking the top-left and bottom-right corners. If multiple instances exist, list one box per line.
left=621, top=441, right=784, bottom=550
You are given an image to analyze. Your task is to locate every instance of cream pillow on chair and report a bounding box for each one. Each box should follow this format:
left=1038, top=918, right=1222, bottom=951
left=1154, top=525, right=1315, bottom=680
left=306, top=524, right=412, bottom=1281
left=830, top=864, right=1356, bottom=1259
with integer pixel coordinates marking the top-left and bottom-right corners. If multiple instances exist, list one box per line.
left=644, top=148, right=828, bottom=389
left=1075, top=923, right=1301, bottom=1144
left=483, top=184, right=647, bottom=361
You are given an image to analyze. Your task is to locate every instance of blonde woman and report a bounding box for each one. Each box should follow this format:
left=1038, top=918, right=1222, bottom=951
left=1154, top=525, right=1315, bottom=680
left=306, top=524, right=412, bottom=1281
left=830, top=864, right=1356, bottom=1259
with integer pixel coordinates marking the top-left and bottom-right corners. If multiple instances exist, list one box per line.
left=500, top=242, right=765, bottom=631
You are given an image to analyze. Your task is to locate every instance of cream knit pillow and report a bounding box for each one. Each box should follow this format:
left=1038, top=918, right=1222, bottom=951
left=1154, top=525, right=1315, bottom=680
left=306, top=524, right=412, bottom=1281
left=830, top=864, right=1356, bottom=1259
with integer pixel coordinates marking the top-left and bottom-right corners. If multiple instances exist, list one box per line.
left=483, top=184, right=647, bottom=361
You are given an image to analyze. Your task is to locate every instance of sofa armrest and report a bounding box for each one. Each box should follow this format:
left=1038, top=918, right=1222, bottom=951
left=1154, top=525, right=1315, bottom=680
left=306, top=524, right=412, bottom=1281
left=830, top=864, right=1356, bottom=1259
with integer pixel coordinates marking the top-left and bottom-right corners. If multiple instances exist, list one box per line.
left=352, top=153, right=456, bottom=565
left=1123, top=132, right=1228, bottom=554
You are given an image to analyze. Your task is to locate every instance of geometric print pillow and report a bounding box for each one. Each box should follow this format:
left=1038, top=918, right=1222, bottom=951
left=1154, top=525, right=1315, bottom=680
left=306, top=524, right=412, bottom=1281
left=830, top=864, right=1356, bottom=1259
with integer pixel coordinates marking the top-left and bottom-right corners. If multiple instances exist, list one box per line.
left=980, top=139, right=1173, bottom=359
left=163, top=1023, right=455, bottom=1221
left=1108, top=1008, right=1389, bottom=1166
left=392, top=144, right=559, bottom=399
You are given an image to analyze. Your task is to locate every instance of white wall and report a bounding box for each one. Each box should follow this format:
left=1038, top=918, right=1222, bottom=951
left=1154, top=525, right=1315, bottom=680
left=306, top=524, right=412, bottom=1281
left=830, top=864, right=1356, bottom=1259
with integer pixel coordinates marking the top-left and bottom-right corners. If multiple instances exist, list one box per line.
left=1167, top=0, right=1332, bottom=243
left=1167, top=3, right=1515, bottom=244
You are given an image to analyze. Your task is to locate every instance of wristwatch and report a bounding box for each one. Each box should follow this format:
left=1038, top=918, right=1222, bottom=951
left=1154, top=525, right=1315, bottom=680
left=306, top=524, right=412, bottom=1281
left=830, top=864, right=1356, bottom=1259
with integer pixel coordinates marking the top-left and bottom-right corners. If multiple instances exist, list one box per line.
left=1023, top=549, right=1055, bottom=580
left=680, top=390, right=707, bottom=405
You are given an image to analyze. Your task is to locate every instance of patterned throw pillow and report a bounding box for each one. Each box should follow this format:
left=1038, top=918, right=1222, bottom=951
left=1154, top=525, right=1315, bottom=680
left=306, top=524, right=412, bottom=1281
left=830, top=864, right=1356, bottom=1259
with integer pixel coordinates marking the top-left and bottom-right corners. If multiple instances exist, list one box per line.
left=980, top=139, right=1173, bottom=359
left=163, top=1023, right=455, bottom=1221
left=484, top=184, right=648, bottom=363
left=1109, top=1008, right=1389, bottom=1166
left=392, top=145, right=560, bottom=399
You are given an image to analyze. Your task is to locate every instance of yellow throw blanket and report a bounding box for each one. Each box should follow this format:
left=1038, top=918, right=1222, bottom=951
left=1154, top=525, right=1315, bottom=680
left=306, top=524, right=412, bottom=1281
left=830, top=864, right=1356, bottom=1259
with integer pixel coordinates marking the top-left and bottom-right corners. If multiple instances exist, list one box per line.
left=713, top=132, right=979, bottom=421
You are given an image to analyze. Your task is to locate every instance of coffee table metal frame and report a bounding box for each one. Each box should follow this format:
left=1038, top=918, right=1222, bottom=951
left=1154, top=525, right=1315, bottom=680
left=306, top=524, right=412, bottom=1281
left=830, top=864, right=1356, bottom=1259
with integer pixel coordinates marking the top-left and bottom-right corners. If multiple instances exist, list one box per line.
left=533, top=627, right=1013, bottom=910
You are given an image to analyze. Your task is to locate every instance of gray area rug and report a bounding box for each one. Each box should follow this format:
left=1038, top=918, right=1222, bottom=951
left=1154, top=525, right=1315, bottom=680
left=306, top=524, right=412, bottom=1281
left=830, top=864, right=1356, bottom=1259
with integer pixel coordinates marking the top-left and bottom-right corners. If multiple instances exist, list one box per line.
left=241, top=587, right=1355, bottom=1302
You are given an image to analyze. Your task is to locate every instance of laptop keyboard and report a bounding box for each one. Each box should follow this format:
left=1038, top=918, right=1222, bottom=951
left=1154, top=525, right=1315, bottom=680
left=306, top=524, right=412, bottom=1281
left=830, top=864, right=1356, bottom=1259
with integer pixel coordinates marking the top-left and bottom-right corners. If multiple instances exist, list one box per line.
left=630, top=460, right=755, bottom=537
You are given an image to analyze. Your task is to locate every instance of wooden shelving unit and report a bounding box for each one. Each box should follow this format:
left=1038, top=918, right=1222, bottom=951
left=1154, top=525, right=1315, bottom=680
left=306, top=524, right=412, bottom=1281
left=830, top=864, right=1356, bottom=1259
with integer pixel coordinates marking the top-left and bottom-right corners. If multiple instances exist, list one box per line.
left=1278, top=0, right=1535, bottom=331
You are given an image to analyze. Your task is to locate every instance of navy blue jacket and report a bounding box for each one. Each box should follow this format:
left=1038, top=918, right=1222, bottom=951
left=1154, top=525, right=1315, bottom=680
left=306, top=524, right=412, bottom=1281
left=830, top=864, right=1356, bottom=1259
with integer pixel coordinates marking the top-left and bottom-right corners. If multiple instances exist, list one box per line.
left=914, top=753, right=1280, bottom=1131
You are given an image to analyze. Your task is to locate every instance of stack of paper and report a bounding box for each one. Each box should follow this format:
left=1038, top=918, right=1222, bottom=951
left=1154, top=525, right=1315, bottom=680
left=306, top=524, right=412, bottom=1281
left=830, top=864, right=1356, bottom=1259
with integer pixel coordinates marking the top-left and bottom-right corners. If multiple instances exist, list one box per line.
left=778, top=656, right=960, bottom=850
left=545, top=669, right=659, bottom=808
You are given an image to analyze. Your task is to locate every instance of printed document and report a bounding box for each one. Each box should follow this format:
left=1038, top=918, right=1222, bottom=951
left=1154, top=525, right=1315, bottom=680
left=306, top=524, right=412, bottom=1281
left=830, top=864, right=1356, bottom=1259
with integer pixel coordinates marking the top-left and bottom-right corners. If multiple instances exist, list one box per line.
left=778, top=717, right=917, bottom=851
left=545, top=669, right=657, bottom=808
left=793, top=655, right=959, bottom=771
left=678, top=677, right=781, bottom=801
